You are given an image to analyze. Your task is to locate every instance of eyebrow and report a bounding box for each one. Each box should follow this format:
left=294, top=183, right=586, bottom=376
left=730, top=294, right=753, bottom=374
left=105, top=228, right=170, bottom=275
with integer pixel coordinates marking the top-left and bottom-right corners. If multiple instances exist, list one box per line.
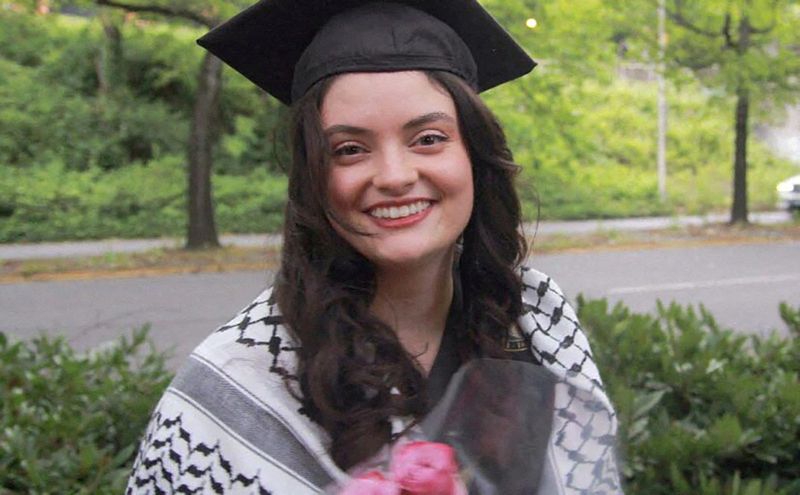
left=323, top=111, right=456, bottom=137
left=402, top=111, right=456, bottom=130
left=324, top=124, right=370, bottom=137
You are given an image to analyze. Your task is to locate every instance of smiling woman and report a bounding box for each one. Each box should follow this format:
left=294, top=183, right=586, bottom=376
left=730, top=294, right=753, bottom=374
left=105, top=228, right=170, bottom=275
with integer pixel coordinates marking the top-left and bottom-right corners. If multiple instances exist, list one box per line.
left=323, top=71, right=473, bottom=272
left=125, top=1, right=622, bottom=494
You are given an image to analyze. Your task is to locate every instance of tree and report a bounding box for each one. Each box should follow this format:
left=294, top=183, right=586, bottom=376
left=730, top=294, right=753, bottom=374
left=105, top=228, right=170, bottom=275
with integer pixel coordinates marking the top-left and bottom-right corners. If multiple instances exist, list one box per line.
left=628, top=0, right=800, bottom=223
left=478, top=0, right=622, bottom=210
left=95, top=9, right=125, bottom=96
left=92, top=0, right=246, bottom=248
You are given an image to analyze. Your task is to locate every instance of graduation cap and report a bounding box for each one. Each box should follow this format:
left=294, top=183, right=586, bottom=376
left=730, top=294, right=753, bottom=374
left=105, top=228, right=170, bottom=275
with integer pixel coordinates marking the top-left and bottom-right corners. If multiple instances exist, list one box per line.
left=197, top=0, right=535, bottom=105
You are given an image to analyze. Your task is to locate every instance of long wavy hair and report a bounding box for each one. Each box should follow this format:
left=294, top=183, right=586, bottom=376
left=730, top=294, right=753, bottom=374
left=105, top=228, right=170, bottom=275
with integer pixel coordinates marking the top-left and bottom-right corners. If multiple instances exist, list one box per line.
left=274, top=70, right=528, bottom=470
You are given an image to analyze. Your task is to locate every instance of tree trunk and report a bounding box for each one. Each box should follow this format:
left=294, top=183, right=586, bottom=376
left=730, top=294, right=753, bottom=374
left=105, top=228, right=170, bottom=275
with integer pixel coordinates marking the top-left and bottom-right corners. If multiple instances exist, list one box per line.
left=186, top=52, right=223, bottom=248
left=730, top=87, right=749, bottom=224
left=97, top=13, right=123, bottom=95
left=730, top=17, right=751, bottom=225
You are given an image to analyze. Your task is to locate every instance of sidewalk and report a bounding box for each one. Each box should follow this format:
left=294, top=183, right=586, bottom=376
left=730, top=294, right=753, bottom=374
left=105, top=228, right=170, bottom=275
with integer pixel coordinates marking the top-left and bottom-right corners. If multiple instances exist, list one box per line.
left=0, top=211, right=793, bottom=262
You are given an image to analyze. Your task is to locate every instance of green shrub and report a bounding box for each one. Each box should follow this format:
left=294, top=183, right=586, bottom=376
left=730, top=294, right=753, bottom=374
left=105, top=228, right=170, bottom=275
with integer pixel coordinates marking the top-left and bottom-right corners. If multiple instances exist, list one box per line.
left=580, top=298, right=800, bottom=494
left=121, top=22, right=202, bottom=112
left=0, top=57, right=186, bottom=172
left=0, top=11, right=76, bottom=67
left=0, top=156, right=289, bottom=242
left=215, top=102, right=291, bottom=176
left=0, top=156, right=186, bottom=241
left=214, top=169, right=288, bottom=233
left=0, top=327, right=172, bottom=494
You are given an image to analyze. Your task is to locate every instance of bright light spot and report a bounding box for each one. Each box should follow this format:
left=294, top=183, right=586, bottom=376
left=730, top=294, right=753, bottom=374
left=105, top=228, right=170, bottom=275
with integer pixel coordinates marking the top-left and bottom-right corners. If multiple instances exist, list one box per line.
left=526, top=18, right=538, bottom=29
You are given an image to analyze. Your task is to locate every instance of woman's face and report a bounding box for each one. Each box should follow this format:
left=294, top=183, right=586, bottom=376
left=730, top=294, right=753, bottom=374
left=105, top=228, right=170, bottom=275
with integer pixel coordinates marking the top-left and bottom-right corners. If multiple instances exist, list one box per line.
left=321, top=71, right=474, bottom=271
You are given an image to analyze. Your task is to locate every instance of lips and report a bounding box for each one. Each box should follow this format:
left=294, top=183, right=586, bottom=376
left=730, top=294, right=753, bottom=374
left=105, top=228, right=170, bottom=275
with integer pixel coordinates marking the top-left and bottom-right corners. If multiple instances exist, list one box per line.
left=368, top=200, right=432, bottom=220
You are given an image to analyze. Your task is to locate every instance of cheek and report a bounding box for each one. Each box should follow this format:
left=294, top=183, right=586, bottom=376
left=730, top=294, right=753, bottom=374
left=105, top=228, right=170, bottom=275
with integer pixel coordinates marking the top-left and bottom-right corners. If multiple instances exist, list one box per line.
left=448, top=164, right=475, bottom=214
left=326, top=169, right=357, bottom=214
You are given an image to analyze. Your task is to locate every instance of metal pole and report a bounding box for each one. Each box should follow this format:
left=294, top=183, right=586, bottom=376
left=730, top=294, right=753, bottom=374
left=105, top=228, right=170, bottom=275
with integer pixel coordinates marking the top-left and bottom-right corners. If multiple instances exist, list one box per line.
left=657, top=0, right=668, bottom=201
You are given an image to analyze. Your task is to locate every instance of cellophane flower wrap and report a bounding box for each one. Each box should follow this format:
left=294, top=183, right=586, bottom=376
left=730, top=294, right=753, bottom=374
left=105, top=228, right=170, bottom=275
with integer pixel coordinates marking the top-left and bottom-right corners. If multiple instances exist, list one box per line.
left=328, top=359, right=622, bottom=495
left=335, top=439, right=467, bottom=495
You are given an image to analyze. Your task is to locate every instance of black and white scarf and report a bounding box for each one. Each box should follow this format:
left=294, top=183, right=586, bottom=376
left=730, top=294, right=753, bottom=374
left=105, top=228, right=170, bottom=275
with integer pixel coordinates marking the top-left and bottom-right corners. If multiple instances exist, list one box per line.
left=126, top=267, right=622, bottom=494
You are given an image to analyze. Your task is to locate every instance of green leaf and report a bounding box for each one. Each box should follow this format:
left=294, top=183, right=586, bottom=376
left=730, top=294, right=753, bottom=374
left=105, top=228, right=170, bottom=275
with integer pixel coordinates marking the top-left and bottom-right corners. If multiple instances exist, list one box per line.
left=633, top=389, right=667, bottom=419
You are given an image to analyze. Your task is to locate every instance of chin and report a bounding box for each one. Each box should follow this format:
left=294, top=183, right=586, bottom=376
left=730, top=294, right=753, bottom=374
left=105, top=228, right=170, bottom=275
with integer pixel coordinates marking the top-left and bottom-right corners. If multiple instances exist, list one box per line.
left=366, top=243, right=456, bottom=271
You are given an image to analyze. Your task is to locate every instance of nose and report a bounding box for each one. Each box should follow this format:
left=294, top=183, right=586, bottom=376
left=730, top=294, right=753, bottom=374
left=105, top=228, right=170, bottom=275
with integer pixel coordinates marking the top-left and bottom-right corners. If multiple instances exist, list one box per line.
left=371, top=148, right=418, bottom=194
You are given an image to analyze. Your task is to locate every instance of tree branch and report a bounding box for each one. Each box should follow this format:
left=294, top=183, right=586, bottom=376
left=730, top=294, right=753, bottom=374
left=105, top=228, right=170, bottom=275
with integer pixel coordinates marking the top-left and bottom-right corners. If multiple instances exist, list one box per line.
left=673, top=51, right=717, bottom=71
left=95, top=0, right=216, bottom=27
left=666, top=0, right=721, bottom=39
left=749, top=22, right=776, bottom=34
left=722, top=13, right=736, bottom=49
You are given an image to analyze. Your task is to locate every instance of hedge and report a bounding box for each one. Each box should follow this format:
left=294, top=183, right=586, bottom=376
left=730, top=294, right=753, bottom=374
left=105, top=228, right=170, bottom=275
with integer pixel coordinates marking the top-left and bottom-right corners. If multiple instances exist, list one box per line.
left=586, top=299, right=800, bottom=494
left=0, top=328, right=171, bottom=494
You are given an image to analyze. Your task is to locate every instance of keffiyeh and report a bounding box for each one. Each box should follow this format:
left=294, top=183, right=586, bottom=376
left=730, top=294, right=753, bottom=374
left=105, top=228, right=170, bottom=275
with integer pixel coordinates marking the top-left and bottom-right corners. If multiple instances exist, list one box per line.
left=126, top=267, right=621, bottom=494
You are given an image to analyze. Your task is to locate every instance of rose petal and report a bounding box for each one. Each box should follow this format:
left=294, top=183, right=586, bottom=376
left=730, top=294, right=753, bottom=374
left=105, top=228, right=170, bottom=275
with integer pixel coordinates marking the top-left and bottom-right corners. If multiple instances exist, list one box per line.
left=390, top=442, right=459, bottom=495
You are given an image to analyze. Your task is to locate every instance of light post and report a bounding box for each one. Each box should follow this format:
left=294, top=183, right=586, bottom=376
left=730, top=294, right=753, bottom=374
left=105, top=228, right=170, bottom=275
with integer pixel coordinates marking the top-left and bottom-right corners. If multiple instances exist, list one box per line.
left=657, top=0, right=668, bottom=201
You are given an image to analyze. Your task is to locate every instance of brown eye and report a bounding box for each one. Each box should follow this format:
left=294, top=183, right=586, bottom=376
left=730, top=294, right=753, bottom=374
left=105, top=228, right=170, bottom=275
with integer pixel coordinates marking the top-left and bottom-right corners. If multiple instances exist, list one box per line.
left=415, top=134, right=448, bottom=146
left=334, top=144, right=365, bottom=156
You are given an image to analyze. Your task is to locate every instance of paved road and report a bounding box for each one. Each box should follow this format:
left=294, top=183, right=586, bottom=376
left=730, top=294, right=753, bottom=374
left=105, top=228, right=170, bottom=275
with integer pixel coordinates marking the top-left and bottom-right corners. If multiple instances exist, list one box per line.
left=2, top=241, right=797, bottom=368
left=0, top=211, right=792, bottom=261
left=533, top=241, right=799, bottom=337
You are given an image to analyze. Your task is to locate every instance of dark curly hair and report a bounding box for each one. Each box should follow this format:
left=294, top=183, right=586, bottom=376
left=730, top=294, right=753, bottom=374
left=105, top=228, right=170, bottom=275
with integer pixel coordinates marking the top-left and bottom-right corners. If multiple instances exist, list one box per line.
left=274, top=70, right=528, bottom=470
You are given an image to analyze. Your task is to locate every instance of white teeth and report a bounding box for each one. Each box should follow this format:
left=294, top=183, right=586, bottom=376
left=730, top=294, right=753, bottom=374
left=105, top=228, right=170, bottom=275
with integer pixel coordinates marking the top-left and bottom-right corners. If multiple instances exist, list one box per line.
left=369, top=200, right=431, bottom=219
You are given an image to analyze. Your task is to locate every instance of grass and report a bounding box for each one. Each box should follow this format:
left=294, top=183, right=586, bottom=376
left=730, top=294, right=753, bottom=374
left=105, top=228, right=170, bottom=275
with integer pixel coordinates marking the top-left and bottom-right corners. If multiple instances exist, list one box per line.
left=0, top=245, right=282, bottom=282
left=532, top=222, right=800, bottom=253
left=2, top=221, right=798, bottom=283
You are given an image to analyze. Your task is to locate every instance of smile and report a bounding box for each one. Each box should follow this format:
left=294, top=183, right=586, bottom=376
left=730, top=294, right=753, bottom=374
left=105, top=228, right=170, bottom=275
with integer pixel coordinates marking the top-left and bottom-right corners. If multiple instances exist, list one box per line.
left=368, top=200, right=431, bottom=220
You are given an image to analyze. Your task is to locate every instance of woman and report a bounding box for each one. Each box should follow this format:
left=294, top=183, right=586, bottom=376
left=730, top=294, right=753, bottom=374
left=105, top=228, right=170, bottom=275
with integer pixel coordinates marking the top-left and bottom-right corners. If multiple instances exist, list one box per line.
left=127, top=1, right=620, bottom=493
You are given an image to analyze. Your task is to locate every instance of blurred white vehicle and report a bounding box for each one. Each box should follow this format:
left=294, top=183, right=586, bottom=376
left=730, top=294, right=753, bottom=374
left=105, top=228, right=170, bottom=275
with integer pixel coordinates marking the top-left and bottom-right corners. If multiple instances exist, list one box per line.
left=777, top=174, right=800, bottom=210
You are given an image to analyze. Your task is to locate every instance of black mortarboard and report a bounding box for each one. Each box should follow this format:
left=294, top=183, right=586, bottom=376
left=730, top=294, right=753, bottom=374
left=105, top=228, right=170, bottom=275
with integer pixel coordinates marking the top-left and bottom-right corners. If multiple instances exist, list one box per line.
left=197, top=0, right=535, bottom=105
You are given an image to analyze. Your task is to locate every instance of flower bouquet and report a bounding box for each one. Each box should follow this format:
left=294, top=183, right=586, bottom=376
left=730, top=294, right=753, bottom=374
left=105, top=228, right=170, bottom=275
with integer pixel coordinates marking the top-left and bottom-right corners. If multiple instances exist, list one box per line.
left=328, top=359, right=623, bottom=495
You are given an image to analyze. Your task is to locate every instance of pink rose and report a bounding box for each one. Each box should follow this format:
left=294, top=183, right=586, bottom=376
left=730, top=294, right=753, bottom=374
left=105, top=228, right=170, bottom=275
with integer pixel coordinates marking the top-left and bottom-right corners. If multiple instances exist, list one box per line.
left=390, top=441, right=463, bottom=495
left=339, top=471, right=401, bottom=495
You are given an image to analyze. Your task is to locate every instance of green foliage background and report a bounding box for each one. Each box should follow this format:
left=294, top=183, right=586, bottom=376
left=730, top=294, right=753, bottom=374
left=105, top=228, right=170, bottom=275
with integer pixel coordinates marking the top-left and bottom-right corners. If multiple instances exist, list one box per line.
left=0, top=4, right=797, bottom=242
left=586, top=300, right=800, bottom=495
left=0, top=328, right=171, bottom=494
left=2, top=300, right=798, bottom=494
